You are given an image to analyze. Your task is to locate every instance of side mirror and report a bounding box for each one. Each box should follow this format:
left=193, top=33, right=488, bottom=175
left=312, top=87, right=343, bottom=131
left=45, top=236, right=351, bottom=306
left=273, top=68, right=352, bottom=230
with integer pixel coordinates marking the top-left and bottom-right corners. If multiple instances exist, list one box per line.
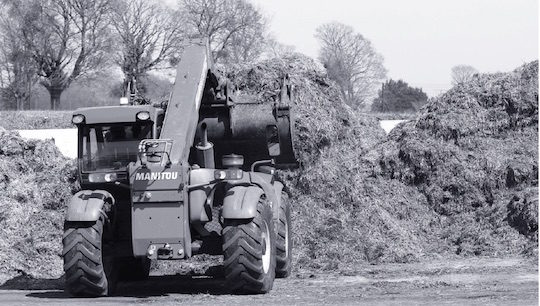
left=266, top=125, right=281, bottom=157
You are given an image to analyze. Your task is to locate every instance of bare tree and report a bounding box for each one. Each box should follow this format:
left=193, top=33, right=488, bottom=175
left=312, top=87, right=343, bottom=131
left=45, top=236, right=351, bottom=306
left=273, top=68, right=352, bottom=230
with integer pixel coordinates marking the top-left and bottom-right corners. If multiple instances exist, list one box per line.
left=110, top=0, right=184, bottom=94
left=264, top=37, right=296, bottom=59
left=180, top=0, right=266, bottom=64
left=222, top=16, right=266, bottom=65
left=4, top=0, right=113, bottom=110
left=451, top=65, right=478, bottom=85
left=315, top=22, right=386, bottom=108
left=0, top=4, right=38, bottom=110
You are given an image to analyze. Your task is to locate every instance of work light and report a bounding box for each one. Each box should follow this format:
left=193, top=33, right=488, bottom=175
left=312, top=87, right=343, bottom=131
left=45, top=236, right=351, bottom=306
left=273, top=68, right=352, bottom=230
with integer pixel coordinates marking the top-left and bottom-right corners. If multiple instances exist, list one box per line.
left=136, top=111, right=150, bottom=121
left=72, top=114, right=85, bottom=124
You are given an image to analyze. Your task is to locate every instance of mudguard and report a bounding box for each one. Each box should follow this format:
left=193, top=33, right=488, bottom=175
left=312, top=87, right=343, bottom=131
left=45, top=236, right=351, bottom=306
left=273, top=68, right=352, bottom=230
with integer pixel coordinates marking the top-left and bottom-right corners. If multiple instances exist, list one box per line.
left=65, top=190, right=115, bottom=222
left=222, top=185, right=264, bottom=219
left=189, top=168, right=215, bottom=223
left=273, top=181, right=284, bottom=219
left=250, top=172, right=281, bottom=221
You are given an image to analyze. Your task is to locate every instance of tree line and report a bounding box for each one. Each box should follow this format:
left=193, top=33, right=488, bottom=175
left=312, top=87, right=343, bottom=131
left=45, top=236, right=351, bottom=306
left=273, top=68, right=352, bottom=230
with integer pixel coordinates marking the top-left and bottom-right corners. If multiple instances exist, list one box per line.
left=0, top=0, right=276, bottom=110
left=0, top=0, right=274, bottom=109
left=2, top=0, right=442, bottom=112
left=371, top=79, right=428, bottom=113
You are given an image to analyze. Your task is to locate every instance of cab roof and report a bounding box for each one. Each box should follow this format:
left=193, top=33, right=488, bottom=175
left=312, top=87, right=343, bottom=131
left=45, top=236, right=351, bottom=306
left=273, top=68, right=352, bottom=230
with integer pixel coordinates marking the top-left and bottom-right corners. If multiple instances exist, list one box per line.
left=72, top=105, right=163, bottom=125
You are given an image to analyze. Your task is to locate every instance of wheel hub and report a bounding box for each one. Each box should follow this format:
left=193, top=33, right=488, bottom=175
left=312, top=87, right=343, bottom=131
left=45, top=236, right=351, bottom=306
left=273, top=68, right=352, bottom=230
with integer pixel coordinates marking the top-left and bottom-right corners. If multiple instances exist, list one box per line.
left=261, top=220, right=271, bottom=273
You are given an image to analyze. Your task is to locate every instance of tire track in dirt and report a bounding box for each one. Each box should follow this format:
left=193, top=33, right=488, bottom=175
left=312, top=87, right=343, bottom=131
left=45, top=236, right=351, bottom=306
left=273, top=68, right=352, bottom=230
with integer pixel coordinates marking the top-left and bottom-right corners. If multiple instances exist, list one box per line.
left=0, top=257, right=536, bottom=305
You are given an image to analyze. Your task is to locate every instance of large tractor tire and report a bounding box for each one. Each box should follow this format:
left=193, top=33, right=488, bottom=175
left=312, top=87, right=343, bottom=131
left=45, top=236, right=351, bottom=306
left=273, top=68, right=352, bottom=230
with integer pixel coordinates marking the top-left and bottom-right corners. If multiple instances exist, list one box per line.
left=275, top=192, right=292, bottom=278
left=62, top=215, right=117, bottom=297
left=118, top=257, right=151, bottom=281
left=222, top=198, right=276, bottom=294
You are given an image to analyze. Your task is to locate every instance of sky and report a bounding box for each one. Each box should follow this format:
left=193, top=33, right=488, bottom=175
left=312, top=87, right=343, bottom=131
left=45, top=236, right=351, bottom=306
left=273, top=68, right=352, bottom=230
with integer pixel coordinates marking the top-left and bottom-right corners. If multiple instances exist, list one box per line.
left=248, top=0, right=538, bottom=96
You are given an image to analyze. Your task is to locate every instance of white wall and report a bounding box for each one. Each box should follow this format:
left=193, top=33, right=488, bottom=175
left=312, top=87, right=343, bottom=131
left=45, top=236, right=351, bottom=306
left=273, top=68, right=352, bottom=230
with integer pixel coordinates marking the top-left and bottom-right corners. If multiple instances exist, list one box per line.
left=17, top=120, right=407, bottom=159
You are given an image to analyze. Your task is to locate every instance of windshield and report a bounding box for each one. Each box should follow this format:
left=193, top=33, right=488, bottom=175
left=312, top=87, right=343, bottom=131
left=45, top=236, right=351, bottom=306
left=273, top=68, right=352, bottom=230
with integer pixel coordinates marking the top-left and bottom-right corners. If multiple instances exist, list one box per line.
left=81, top=123, right=152, bottom=172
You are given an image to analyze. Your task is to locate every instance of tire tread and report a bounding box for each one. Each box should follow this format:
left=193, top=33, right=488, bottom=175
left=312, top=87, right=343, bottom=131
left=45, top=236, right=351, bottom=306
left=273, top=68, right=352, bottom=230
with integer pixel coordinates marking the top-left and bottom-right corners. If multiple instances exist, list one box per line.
left=222, top=199, right=276, bottom=294
left=62, top=218, right=110, bottom=297
left=275, top=192, right=292, bottom=278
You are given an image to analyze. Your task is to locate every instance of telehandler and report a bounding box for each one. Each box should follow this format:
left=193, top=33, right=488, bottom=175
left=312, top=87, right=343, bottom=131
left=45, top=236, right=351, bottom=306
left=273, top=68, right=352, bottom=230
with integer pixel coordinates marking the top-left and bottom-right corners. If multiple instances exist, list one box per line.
left=63, top=41, right=295, bottom=296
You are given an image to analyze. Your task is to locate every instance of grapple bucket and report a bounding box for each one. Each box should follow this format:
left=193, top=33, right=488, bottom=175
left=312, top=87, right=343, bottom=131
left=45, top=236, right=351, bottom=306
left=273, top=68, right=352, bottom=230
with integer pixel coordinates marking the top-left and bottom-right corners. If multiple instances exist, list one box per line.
left=195, top=76, right=298, bottom=169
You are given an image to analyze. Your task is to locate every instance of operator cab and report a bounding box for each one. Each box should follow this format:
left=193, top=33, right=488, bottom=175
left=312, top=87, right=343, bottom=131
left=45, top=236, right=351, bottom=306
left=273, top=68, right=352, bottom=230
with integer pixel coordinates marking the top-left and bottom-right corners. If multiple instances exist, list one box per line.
left=72, top=105, right=164, bottom=185
left=80, top=123, right=152, bottom=172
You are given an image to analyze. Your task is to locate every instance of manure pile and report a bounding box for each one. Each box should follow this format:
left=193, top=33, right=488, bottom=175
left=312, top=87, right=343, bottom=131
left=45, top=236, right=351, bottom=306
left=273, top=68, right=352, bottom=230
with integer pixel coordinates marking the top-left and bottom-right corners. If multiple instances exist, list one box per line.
left=0, top=56, right=536, bottom=283
left=0, top=128, right=77, bottom=283
left=375, top=61, right=538, bottom=257
left=230, top=55, right=436, bottom=269
left=231, top=57, right=538, bottom=270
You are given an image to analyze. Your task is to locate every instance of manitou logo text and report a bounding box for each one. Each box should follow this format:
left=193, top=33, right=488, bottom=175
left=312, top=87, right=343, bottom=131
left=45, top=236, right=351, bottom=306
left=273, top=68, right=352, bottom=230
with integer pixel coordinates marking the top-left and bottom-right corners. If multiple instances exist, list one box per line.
left=135, top=172, right=178, bottom=180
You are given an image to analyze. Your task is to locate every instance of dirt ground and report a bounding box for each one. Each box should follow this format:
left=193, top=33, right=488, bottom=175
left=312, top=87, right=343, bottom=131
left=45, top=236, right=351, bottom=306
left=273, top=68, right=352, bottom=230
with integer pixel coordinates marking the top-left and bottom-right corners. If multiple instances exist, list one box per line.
left=0, top=257, right=536, bottom=305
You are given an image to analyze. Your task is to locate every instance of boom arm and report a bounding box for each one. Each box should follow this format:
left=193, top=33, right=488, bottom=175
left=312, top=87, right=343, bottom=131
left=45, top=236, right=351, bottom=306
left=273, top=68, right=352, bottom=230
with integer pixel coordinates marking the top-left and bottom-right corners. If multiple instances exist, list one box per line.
left=160, top=41, right=209, bottom=164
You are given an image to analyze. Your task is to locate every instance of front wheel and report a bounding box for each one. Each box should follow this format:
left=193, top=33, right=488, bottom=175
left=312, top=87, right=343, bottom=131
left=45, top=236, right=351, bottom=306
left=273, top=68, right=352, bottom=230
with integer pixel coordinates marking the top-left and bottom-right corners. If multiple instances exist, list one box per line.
left=222, top=198, right=276, bottom=294
left=62, top=215, right=117, bottom=297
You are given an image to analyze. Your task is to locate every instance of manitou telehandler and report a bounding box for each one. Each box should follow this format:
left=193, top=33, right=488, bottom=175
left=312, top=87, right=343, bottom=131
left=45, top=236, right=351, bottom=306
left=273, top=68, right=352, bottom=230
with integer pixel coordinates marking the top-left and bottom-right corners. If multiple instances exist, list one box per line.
left=62, top=41, right=296, bottom=296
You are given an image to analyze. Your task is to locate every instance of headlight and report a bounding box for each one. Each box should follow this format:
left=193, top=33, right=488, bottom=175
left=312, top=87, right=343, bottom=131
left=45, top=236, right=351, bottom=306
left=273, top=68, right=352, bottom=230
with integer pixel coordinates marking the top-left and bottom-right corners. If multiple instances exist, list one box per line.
left=104, top=173, right=117, bottom=182
left=88, top=173, right=117, bottom=183
left=72, top=114, right=85, bottom=124
left=136, top=111, right=150, bottom=121
left=214, top=169, right=243, bottom=180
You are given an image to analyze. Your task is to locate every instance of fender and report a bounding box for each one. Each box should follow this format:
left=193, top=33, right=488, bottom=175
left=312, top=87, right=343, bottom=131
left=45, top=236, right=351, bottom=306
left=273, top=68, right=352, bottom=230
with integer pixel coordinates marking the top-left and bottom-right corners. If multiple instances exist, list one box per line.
left=272, top=181, right=284, bottom=220
left=188, top=168, right=215, bottom=223
left=65, top=190, right=115, bottom=222
left=250, top=172, right=279, bottom=218
left=222, top=185, right=264, bottom=219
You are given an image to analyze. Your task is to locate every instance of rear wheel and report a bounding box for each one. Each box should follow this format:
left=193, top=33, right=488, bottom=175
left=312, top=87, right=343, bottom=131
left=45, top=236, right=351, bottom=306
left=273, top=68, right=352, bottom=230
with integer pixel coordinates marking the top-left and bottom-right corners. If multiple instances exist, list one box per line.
left=222, top=198, right=276, bottom=294
left=62, top=215, right=117, bottom=297
left=275, top=192, right=292, bottom=278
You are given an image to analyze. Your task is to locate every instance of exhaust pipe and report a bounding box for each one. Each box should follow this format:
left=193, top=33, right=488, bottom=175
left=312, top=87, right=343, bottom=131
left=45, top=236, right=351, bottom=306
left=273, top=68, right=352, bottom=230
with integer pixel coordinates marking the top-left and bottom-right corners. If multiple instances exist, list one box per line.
left=195, top=123, right=215, bottom=168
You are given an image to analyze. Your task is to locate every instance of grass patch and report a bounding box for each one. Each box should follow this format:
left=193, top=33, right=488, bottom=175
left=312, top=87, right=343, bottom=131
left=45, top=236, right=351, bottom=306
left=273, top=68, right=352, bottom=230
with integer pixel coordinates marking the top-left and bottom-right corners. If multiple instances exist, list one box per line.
left=0, top=111, right=72, bottom=130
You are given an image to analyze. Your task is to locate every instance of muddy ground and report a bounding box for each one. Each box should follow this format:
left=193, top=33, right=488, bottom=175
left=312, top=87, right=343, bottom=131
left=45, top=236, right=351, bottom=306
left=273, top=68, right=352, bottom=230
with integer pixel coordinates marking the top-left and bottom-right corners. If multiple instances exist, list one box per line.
left=0, top=257, right=536, bottom=305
